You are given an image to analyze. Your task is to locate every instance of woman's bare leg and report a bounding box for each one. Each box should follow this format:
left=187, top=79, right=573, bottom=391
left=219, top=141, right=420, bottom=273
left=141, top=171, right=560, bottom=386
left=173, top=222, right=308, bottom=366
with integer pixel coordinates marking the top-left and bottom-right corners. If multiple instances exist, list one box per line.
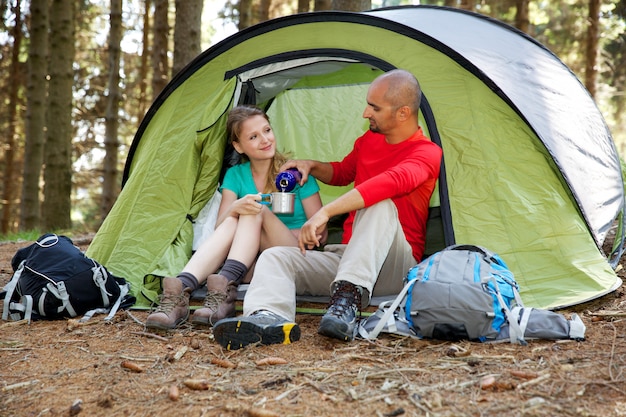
left=259, top=209, right=300, bottom=250
left=191, top=208, right=299, bottom=325
left=182, top=216, right=238, bottom=285
left=226, top=207, right=298, bottom=265
left=145, top=218, right=239, bottom=330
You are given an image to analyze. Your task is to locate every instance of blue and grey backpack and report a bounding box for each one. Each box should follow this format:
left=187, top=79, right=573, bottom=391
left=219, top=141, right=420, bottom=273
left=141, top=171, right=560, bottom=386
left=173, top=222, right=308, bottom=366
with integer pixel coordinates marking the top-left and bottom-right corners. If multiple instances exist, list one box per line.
left=359, top=244, right=586, bottom=344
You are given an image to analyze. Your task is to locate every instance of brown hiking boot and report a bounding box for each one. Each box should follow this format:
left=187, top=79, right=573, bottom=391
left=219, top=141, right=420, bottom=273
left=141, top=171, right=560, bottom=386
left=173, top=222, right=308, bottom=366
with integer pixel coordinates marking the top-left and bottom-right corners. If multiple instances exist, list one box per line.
left=145, top=277, right=190, bottom=330
left=191, top=274, right=238, bottom=326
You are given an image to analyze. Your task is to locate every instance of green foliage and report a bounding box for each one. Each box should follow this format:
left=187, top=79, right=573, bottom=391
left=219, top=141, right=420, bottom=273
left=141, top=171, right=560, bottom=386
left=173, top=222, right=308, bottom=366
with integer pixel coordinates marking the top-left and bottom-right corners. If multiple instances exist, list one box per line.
left=0, top=229, right=41, bottom=244
left=0, top=227, right=95, bottom=243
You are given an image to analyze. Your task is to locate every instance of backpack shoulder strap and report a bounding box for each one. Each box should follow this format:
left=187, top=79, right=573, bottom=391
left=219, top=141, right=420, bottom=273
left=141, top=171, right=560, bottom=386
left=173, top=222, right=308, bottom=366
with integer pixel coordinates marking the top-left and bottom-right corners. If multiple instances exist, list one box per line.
left=491, top=276, right=527, bottom=345
left=2, top=261, right=35, bottom=322
left=359, top=279, right=414, bottom=340
left=79, top=281, right=131, bottom=322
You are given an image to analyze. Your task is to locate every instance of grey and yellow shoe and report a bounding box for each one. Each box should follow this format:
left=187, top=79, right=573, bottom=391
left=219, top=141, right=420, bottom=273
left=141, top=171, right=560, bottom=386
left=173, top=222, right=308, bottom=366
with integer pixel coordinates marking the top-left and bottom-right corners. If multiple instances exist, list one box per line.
left=213, top=310, right=300, bottom=350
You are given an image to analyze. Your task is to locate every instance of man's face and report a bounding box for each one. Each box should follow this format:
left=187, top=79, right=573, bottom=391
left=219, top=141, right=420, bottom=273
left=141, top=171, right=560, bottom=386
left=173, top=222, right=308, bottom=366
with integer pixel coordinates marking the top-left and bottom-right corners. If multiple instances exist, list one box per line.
left=362, top=80, right=396, bottom=134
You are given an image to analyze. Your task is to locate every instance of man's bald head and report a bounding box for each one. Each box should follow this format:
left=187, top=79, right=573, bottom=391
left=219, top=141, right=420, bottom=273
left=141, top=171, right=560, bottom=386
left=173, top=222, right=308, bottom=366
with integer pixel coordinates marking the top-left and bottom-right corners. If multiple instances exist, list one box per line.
left=373, top=69, right=422, bottom=117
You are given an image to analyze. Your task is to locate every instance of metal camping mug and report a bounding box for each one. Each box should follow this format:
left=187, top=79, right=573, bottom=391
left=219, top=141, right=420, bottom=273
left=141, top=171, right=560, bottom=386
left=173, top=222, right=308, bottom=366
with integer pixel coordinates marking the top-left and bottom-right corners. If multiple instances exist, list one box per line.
left=260, top=192, right=295, bottom=214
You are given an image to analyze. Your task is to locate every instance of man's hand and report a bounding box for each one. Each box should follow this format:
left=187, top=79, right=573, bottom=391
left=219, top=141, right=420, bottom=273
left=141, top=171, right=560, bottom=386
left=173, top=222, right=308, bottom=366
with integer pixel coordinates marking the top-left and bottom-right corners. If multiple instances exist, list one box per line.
left=280, top=159, right=335, bottom=185
left=298, top=209, right=330, bottom=254
left=280, top=160, right=314, bottom=186
left=297, top=188, right=366, bottom=255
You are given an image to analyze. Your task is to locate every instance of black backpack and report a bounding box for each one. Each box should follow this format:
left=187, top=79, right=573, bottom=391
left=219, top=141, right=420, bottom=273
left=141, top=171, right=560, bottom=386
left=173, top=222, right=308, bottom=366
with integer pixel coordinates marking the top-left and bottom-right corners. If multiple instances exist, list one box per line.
left=2, top=233, right=134, bottom=322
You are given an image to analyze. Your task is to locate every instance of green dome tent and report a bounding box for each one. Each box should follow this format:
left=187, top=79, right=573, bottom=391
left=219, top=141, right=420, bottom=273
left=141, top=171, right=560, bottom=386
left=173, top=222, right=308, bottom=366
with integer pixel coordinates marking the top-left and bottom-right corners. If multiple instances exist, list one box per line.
left=87, top=5, right=625, bottom=310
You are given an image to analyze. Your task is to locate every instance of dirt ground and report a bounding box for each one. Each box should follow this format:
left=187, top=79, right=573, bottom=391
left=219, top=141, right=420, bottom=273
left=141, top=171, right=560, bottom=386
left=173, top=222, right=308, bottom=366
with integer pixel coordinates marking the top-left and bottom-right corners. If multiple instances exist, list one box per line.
left=1, top=234, right=626, bottom=417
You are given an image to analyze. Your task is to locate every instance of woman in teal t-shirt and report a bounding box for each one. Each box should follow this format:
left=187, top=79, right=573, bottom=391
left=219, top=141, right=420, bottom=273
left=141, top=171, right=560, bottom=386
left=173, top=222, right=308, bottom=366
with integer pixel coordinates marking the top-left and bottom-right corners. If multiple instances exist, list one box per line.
left=147, top=105, right=326, bottom=330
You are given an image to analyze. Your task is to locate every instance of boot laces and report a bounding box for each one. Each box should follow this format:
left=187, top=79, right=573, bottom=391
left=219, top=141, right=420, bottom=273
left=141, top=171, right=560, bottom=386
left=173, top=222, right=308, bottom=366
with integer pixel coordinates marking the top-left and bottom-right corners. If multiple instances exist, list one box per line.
left=327, top=282, right=362, bottom=318
left=203, top=290, right=227, bottom=310
left=154, top=292, right=187, bottom=314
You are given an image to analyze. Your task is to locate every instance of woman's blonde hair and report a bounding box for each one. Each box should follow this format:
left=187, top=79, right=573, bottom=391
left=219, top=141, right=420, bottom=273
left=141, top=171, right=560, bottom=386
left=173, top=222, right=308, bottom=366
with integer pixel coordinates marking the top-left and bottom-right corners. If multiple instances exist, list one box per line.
left=226, top=105, right=291, bottom=193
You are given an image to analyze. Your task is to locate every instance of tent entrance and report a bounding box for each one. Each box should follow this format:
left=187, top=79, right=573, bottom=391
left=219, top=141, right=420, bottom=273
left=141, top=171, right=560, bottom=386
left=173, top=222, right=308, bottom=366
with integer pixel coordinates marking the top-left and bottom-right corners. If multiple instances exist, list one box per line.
left=223, top=55, right=454, bottom=254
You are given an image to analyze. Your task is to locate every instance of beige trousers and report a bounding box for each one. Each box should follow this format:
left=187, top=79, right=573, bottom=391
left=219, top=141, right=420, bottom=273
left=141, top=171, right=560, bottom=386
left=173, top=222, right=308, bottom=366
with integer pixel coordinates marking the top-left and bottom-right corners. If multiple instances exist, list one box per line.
left=243, top=199, right=417, bottom=321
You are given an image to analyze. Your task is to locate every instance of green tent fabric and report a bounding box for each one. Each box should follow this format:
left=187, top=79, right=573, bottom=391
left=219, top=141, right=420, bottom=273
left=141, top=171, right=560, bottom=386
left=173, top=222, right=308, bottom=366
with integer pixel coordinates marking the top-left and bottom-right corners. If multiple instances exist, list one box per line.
left=87, top=5, right=624, bottom=310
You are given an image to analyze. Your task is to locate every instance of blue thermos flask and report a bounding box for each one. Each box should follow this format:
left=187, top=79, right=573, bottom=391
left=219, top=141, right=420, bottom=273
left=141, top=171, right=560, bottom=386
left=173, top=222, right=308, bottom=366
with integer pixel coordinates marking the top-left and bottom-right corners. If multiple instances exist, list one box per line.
left=275, top=168, right=302, bottom=192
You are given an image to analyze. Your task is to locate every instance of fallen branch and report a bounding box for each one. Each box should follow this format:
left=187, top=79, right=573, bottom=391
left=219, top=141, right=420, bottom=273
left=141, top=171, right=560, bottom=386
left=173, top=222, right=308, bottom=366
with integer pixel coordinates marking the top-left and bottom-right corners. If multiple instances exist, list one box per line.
left=131, top=331, right=169, bottom=342
left=607, top=322, right=620, bottom=382
left=0, top=320, right=28, bottom=328
left=341, top=354, right=387, bottom=364
left=125, top=310, right=145, bottom=325
left=588, top=310, right=626, bottom=317
left=167, top=346, right=189, bottom=362
left=67, top=319, right=99, bottom=331
left=516, top=373, right=551, bottom=390
left=0, top=340, right=24, bottom=347
left=440, top=354, right=516, bottom=362
left=412, top=376, right=479, bottom=394
left=2, top=379, right=40, bottom=391
left=119, top=354, right=160, bottom=362
left=288, top=367, right=337, bottom=373
left=275, top=382, right=308, bottom=401
left=363, top=367, right=433, bottom=380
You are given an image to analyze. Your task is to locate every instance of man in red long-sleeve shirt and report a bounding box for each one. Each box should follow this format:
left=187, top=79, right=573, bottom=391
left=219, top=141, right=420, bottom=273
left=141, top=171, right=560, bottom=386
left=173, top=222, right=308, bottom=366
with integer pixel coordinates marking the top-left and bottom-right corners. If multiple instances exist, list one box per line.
left=214, top=69, right=443, bottom=349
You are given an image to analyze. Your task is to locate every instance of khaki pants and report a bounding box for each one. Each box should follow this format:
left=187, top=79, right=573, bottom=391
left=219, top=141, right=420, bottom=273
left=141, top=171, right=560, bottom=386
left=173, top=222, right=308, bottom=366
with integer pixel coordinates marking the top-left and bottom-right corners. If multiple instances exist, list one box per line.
left=244, top=199, right=417, bottom=321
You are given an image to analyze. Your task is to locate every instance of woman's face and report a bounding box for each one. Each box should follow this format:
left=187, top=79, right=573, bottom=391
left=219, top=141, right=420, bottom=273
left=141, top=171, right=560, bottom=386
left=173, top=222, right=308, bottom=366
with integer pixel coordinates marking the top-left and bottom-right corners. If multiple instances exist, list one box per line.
left=233, top=115, right=276, bottom=161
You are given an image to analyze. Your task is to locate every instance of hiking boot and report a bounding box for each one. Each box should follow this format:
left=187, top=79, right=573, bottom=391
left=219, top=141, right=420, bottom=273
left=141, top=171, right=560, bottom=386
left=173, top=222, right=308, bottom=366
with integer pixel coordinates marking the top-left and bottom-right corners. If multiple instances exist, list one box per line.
left=145, top=277, right=190, bottom=330
left=213, top=310, right=300, bottom=351
left=318, top=280, right=363, bottom=342
left=191, top=274, right=238, bottom=326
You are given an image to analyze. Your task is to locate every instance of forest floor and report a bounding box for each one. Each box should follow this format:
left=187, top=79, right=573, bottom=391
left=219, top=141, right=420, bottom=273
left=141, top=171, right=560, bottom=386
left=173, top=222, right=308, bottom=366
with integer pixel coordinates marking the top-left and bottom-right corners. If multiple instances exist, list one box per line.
left=1, top=234, right=626, bottom=417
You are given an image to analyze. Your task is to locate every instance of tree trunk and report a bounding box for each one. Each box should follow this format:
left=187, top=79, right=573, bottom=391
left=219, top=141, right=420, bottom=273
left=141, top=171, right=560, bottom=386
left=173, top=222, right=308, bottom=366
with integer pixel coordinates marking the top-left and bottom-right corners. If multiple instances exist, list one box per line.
left=458, top=0, right=475, bottom=11
left=238, top=0, right=253, bottom=29
left=515, top=0, right=530, bottom=33
left=137, top=0, right=151, bottom=126
left=21, top=0, right=49, bottom=231
left=101, top=0, right=123, bottom=224
left=152, top=0, right=169, bottom=99
left=173, top=0, right=203, bottom=75
left=314, top=0, right=331, bottom=11
left=585, top=0, right=600, bottom=98
left=297, top=0, right=310, bottom=13
left=614, top=95, right=625, bottom=155
left=256, top=0, right=271, bottom=22
left=43, top=0, right=75, bottom=230
left=331, top=0, right=370, bottom=11
left=2, top=0, right=23, bottom=234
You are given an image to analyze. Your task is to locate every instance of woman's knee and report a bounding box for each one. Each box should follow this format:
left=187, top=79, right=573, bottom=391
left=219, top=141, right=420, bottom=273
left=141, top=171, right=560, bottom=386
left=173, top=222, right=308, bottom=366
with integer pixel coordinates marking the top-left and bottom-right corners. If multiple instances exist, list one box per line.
left=238, top=212, right=263, bottom=228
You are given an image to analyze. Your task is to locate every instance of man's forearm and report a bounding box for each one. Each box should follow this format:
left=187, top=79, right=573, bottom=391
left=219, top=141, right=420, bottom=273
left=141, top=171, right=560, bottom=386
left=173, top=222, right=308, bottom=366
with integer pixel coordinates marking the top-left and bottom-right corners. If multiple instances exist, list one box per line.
left=322, top=188, right=365, bottom=219
left=309, top=161, right=335, bottom=184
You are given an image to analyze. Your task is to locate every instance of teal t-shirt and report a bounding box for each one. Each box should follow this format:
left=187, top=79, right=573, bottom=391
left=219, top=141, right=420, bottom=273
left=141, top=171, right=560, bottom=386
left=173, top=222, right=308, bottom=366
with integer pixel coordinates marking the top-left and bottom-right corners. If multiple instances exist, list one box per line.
left=220, top=162, right=320, bottom=229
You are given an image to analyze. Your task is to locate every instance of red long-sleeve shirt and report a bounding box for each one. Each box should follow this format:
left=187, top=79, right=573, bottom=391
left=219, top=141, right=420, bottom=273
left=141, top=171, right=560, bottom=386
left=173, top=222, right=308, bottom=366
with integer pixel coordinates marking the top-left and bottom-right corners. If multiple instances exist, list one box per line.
left=330, top=128, right=442, bottom=261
